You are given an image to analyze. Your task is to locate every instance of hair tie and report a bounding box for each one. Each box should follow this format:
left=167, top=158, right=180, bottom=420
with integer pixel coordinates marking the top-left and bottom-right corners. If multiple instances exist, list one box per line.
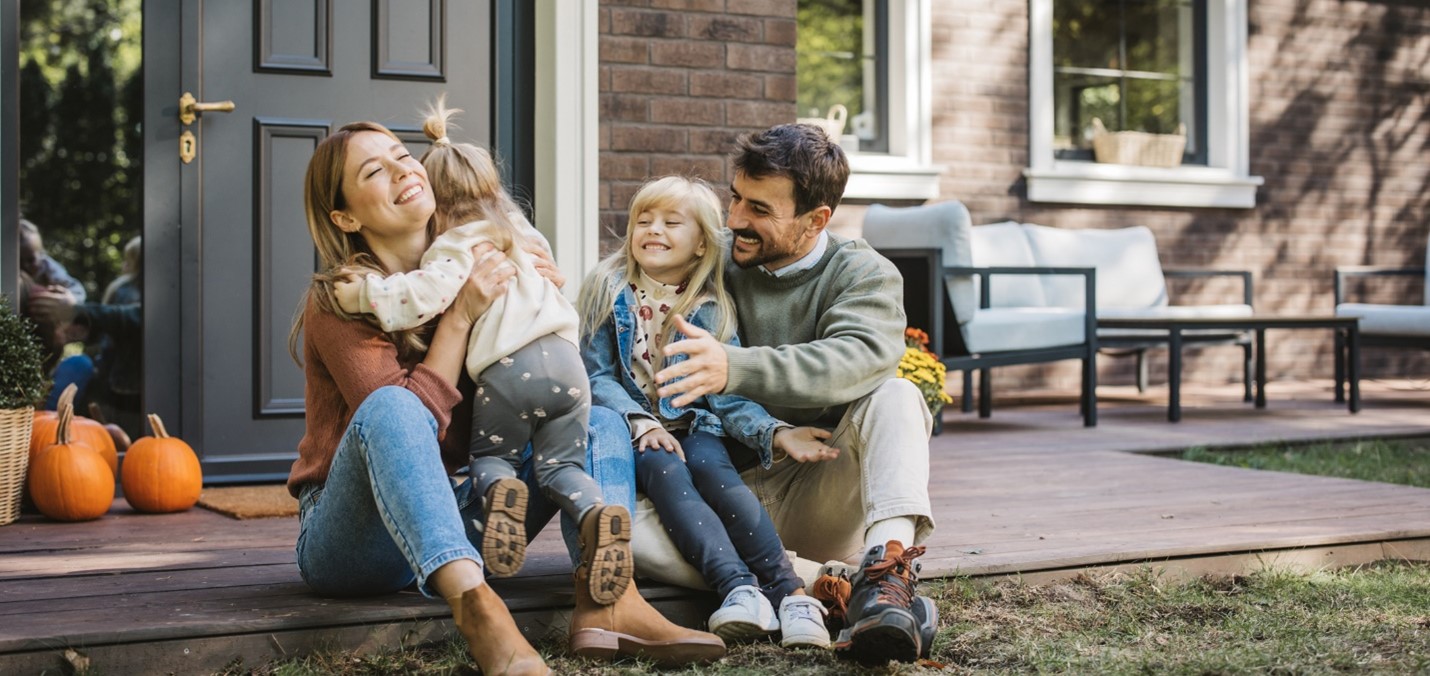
left=433, top=136, right=451, bottom=146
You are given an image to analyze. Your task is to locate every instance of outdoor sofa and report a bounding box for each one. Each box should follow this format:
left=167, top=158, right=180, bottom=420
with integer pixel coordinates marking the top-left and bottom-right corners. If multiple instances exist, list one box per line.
left=862, top=201, right=1257, bottom=428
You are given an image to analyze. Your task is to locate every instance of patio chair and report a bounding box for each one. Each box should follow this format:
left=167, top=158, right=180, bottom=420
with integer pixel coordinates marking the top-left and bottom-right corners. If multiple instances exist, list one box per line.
left=862, top=201, right=1098, bottom=427
left=1333, top=238, right=1430, bottom=399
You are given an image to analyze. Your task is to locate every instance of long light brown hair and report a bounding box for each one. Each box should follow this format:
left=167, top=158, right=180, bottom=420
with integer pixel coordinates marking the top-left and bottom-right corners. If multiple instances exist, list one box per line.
left=577, top=176, right=735, bottom=356
left=287, top=121, right=435, bottom=364
left=420, top=96, right=524, bottom=244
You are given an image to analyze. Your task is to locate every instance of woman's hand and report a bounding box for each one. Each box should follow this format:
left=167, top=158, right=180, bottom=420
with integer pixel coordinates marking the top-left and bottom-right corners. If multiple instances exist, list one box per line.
left=446, top=241, right=517, bottom=327
left=636, top=427, right=685, bottom=461
left=773, top=426, right=836, bottom=463
left=521, top=236, right=566, bottom=289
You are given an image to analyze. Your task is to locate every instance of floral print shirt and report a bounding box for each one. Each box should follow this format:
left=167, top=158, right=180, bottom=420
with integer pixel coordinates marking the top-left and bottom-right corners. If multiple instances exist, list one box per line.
left=628, top=270, right=696, bottom=439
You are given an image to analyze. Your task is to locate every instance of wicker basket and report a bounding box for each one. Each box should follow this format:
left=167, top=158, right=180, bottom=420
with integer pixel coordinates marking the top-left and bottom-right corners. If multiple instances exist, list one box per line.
left=797, top=104, right=848, bottom=141
left=0, top=406, right=34, bottom=526
left=1090, top=118, right=1187, bottom=168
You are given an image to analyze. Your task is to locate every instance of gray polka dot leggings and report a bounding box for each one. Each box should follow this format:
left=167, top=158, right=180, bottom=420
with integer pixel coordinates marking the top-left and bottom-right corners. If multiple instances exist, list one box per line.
left=468, top=334, right=603, bottom=521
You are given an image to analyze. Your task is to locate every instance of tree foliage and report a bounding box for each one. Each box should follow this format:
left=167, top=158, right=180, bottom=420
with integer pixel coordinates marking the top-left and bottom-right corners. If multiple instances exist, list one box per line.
left=796, top=0, right=866, bottom=122
left=18, top=0, right=143, bottom=298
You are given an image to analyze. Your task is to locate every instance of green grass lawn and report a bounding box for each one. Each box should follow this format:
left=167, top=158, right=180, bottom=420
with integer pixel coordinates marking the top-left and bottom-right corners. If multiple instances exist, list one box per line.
left=239, top=439, right=1430, bottom=675
left=241, top=561, right=1430, bottom=675
left=1180, top=437, right=1430, bottom=489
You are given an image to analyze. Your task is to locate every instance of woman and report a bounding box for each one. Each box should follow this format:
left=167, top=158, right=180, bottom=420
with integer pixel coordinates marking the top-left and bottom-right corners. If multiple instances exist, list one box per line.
left=287, top=122, right=724, bottom=674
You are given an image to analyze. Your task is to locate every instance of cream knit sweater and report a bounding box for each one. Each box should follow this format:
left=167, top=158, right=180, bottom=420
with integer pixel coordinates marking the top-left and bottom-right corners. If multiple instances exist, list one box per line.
left=338, top=214, right=578, bottom=378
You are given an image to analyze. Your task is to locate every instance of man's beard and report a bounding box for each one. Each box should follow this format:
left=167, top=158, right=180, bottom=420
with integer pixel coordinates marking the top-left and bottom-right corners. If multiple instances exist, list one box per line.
left=730, top=228, right=794, bottom=269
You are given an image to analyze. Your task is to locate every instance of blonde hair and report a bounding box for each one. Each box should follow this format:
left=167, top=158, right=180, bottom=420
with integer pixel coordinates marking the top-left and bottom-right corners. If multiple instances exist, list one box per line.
left=578, top=176, right=735, bottom=355
left=287, top=121, right=435, bottom=364
left=101, top=236, right=143, bottom=304
left=419, top=96, right=523, bottom=248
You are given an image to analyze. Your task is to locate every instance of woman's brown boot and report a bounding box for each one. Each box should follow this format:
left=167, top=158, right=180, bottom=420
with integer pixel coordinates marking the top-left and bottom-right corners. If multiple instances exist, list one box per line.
left=448, top=583, right=550, bottom=675
left=568, top=563, right=727, bottom=667
left=578, top=504, right=633, bottom=604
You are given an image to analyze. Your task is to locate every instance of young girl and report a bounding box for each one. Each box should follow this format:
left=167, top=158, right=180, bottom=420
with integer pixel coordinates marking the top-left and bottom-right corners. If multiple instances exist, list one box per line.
left=577, top=176, right=834, bottom=648
left=333, top=100, right=631, bottom=604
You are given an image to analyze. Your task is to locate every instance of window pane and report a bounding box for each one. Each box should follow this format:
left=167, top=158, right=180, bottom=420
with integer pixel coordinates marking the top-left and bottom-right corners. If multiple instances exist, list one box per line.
left=1053, top=1, right=1122, bottom=70
left=797, top=0, right=885, bottom=152
left=1052, top=0, right=1204, bottom=164
left=18, top=0, right=145, bottom=439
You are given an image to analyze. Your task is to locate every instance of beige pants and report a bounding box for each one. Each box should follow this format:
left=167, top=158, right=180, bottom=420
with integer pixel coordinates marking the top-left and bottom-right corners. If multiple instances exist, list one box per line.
left=631, top=378, right=934, bottom=589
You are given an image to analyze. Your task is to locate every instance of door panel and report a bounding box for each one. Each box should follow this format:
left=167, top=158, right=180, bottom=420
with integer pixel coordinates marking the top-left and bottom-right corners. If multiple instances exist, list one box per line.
left=156, top=1, right=491, bottom=481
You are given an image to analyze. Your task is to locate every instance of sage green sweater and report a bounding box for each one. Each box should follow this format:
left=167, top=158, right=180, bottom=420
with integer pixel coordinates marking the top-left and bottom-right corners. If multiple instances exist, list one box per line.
left=722, top=234, right=906, bottom=426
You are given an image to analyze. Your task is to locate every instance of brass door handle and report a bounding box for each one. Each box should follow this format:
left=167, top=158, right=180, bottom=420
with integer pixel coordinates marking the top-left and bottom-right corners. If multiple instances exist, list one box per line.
left=179, top=92, right=236, bottom=125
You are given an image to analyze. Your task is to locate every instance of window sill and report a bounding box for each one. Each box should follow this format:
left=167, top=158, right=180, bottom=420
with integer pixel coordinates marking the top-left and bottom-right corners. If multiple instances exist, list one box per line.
left=844, top=153, right=943, bottom=201
left=1024, top=162, right=1263, bottom=209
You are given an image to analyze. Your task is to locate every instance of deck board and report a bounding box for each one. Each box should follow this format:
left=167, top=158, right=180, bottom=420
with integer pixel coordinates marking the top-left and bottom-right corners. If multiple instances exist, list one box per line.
left=2, top=379, right=1428, bottom=673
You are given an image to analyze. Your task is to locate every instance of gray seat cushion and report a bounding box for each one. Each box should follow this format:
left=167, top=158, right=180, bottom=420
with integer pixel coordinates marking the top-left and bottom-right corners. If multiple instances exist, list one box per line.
left=1098, top=304, right=1255, bottom=338
left=970, top=221, right=1047, bottom=308
left=1021, top=224, right=1169, bottom=311
left=1336, top=303, right=1430, bottom=337
left=863, top=202, right=977, bottom=326
left=962, top=307, right=1087, bottom=353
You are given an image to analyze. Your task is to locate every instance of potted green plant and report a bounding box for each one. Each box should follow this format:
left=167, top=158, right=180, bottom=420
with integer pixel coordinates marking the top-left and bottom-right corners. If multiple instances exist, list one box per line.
left=0, top=296, right=49, bottom=525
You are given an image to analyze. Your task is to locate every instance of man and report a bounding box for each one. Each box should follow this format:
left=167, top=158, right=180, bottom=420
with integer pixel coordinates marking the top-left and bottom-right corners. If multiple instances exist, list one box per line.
left=648, top=124, right=936, bottom=664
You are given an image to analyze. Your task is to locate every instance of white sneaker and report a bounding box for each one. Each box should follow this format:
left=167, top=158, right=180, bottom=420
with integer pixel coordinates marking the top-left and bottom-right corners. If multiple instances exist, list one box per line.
left=779, top=595, right=831, bottom=649
left=708, top=585, right=779, bottom=642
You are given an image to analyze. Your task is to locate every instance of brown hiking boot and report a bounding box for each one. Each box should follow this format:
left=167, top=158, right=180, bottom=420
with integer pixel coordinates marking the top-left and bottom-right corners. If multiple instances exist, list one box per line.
left=833, top=540, right=927, bottom=665
left=568, top=564, right=727, bottom=667
left=481, top=477, right=529, bottom=577
left=578, top=504, right=633, bottom=605
left=811, top=568, right=853, bottom=633
left=448, top=584, right=550, bottom=675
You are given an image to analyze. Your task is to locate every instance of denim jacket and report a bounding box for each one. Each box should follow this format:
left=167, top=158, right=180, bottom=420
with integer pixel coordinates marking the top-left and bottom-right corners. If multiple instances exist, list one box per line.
left=581, top=277, right=786, bottom=468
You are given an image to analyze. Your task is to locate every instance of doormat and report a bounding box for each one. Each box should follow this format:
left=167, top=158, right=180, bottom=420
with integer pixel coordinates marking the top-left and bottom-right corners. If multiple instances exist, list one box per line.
left=197, top=485, right=299, bottom=519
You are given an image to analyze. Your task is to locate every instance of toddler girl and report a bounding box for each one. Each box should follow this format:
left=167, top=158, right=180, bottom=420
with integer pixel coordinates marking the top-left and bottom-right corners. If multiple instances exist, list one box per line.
left=334, top=100, right=630, bottom=603
left=577, top=176, right=833, bottom=648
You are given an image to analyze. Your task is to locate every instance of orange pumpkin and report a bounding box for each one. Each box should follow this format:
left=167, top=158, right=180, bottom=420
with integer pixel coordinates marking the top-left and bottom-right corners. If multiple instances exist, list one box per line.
left=30, top=385, right=118, bottom=476
left=29, top=404, right=114, bottom=522
left=121, top=414, right=203, bottom=513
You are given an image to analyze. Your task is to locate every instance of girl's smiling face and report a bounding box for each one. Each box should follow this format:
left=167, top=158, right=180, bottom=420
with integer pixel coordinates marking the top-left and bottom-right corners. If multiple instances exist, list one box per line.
left=630, top=204, right=707, bottom=285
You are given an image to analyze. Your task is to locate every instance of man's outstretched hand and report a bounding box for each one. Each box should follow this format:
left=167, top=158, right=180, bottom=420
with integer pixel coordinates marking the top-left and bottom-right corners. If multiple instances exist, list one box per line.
left=656, top=315, right=728, bottom=408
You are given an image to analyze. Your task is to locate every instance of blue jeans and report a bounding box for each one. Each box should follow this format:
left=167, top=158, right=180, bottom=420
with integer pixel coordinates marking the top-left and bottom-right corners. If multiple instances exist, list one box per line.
left=46, top=355, right=94, bottom=410
left=295, top=387, right=635, bottom=598
left=635, top=431, right=802, bottom=606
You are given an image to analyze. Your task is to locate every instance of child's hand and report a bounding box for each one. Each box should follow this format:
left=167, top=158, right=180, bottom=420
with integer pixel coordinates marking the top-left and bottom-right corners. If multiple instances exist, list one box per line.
left=637, top=428, right=685, bottom=461
left=521, top=236, right=566, bottom=289
left=773, top=426, right=836, bottom=463
left=333, top=275, right=363, bottom=313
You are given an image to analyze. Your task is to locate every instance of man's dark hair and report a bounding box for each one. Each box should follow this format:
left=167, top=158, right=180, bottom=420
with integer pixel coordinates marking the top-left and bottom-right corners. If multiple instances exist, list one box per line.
left=731, top=124, right=850, bottom=218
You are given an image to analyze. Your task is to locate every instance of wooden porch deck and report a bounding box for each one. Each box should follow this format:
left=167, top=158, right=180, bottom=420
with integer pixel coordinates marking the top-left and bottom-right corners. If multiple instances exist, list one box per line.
left=3, top=378, right=1429, bottom=674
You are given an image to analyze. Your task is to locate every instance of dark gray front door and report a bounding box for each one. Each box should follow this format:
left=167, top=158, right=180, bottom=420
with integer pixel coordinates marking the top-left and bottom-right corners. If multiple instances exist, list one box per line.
left=145, top=2, right=494, bottom=482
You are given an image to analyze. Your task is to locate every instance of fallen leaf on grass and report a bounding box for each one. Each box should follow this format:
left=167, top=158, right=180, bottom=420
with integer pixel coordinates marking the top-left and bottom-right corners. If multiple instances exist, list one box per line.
left=64, top=649, right=90, bottom=672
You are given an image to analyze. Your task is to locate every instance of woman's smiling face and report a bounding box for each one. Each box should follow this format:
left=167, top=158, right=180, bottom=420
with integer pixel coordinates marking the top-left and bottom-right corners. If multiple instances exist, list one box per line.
left=332, top=131, right=436, bottom=242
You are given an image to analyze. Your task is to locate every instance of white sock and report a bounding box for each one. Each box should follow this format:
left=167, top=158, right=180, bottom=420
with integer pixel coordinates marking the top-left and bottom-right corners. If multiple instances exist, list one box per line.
left=863, top=517, right=917, bottom=551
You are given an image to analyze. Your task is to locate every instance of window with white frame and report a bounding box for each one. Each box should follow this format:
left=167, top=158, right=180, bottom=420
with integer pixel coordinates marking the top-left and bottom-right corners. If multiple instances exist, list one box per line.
left=1027, top=0, right=1262, bottom=208
left=796, top=0, right=940, bottom=200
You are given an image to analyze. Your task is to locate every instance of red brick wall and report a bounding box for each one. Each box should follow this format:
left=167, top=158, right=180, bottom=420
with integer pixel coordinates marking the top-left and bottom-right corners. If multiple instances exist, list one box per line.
left=596, top=0, right=1428, bottom=391
left=598, top=0, right=798, bottom=256
left=923, top=0, right=1429, bottom=390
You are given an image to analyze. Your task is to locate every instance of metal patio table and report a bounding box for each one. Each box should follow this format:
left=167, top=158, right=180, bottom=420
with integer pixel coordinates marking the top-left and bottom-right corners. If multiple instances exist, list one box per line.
left=1096, top=315, right=1361, bottom=422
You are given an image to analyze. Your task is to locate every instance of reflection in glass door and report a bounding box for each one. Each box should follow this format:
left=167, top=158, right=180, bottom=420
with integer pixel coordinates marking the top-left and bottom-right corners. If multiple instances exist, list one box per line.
left=17, top=0, right=143, bottom=440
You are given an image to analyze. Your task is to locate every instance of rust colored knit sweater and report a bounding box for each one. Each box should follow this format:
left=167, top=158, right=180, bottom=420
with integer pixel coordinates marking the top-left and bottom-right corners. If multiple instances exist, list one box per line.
left=287, top=295, right=474, bottom=497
